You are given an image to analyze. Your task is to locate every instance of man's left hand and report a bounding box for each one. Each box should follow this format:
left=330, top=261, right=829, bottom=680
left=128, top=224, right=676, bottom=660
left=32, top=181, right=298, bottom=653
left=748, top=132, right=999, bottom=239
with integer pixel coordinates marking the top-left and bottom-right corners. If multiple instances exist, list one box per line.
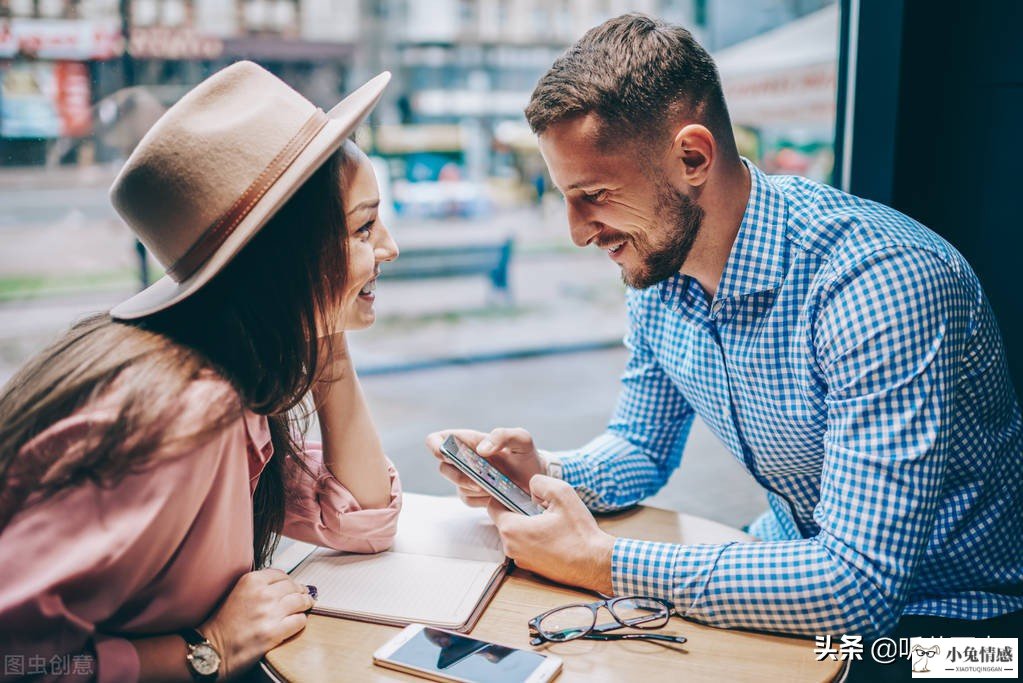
left=487, top=476, right=616, bottom=595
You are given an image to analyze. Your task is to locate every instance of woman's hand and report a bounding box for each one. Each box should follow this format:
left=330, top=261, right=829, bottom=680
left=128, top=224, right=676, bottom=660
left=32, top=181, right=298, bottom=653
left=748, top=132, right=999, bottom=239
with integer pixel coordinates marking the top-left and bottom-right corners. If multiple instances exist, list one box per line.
left=200, top=569, right=314, bottom=679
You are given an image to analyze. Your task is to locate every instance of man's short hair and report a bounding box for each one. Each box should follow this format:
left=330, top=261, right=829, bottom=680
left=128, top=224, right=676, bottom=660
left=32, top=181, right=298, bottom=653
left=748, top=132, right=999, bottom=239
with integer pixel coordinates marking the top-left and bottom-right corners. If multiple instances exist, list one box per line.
left=525, top=13, right=733, bottom=152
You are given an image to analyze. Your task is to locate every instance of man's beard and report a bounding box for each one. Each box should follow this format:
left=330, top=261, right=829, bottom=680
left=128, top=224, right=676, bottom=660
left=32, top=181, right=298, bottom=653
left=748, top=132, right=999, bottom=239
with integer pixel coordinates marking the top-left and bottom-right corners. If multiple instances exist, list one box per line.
left=620, top=181, right=704, bottom=290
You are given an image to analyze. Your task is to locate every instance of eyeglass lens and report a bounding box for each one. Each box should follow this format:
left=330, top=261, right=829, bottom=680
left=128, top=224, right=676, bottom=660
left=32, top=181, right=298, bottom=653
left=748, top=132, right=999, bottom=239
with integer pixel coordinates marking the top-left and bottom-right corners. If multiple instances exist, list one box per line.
left=537, top=605, right=596, bottom=641
left=537, top=597, right=670, bottom=641
left=609, top=597, right=670, bottom=629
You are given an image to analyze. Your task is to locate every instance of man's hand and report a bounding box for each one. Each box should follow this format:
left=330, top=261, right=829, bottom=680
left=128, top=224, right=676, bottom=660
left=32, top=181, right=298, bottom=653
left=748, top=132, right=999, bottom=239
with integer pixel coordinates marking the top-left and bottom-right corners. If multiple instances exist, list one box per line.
left=488, top=475, right=615, bottom=595
left=425, top=427, right=546, bottom=508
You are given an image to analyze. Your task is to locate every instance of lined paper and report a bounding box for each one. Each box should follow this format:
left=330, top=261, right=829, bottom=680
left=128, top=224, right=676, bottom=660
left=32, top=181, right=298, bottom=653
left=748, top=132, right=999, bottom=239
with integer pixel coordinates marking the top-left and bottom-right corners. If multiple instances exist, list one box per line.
left=291, top=551, right=501, bottom=625
left=282, top=493, right=509, bottom=629
left=390, top=493, right=505, bottom=563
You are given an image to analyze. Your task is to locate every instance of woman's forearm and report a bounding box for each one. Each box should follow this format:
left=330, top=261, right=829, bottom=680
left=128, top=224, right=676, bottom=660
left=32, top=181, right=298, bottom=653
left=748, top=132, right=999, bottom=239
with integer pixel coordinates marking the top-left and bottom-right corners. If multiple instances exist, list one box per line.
left=133, top=635, right=192, bottom=683
left=312, top=335, right=391, bottom=508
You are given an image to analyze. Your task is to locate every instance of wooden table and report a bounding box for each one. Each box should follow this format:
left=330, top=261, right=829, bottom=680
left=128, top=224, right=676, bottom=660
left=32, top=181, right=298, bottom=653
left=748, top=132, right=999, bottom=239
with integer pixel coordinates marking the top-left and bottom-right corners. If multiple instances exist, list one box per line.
left=264, top=505, right=846, bottom=682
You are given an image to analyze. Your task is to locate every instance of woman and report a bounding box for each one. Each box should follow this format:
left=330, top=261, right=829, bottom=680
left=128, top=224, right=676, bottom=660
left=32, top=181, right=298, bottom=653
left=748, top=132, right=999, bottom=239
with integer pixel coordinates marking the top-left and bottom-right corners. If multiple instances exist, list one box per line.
left=0, top=62, right=400, bottom=681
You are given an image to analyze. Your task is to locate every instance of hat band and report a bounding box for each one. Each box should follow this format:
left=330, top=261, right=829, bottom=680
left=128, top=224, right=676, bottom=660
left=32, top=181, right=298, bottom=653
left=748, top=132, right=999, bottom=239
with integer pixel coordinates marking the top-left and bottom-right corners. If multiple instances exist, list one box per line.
left=166, top=108, right=330, bottom=283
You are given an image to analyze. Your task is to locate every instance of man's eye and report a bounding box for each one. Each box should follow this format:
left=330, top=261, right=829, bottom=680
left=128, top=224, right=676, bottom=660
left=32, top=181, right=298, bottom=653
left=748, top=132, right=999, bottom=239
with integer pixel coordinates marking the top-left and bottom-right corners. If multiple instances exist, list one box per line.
left=583, top=190, right=608, bottom=204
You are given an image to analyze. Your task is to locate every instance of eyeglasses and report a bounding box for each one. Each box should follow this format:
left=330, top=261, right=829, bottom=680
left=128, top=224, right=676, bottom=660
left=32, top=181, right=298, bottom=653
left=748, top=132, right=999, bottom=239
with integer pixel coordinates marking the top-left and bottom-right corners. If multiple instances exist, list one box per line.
left=528, top=595, right=686, bottom=647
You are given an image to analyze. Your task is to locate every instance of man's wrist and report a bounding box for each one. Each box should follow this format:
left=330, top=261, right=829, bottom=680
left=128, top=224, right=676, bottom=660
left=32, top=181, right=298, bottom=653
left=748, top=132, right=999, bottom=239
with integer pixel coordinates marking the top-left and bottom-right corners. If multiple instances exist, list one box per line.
left=588, top=531, right=616, bottom=595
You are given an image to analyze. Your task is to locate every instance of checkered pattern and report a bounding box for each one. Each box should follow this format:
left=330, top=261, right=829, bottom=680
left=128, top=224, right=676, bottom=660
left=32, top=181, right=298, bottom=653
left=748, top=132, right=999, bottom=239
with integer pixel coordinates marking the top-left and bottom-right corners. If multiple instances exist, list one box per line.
left=557, top=162, right=1023, bottom=638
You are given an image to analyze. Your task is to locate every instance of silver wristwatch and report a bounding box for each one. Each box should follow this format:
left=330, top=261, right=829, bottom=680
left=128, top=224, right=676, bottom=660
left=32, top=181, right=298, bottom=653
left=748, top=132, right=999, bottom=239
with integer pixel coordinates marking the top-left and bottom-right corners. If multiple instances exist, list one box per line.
left=180, top=628, right=221, bottom=682
left=540, top=450, right=563, bottom=480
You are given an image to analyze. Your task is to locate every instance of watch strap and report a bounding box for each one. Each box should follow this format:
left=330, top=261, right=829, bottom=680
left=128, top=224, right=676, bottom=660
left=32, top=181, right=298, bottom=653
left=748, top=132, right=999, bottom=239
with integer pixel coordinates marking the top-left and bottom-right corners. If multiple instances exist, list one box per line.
left=180, top=628, right=219, bottom=683
left=179, top=628, right=207, bottom=646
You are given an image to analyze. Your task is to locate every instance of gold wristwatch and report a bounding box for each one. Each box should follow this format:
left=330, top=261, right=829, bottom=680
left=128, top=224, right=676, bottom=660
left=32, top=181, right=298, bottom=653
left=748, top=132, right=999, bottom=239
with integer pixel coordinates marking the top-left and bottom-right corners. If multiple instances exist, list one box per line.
left=180, top=628, right=221, bottom=682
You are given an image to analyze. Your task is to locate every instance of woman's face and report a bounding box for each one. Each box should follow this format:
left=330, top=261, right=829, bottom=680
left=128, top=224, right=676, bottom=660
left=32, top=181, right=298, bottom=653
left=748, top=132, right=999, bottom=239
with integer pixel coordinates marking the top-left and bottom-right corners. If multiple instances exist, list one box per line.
left=337, top=142, right=398, bottom=331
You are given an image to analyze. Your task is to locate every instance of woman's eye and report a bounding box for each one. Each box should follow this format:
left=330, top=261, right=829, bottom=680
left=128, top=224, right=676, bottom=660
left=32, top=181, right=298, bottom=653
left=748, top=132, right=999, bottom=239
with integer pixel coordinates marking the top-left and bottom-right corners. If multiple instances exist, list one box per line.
left=356, top=219, right=375, bottom=238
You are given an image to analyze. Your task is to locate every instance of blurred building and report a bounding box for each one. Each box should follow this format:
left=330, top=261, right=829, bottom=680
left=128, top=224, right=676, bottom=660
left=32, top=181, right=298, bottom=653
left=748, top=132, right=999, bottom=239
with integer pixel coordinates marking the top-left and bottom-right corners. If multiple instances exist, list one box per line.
left=2, top=0, right=836, bottom=169
left=0, top=0, right=361, bottom=163
left=115, top=0, right=360, bottom=147
left=367, top=0, right=702, bottom=194
left=0, top=0, right=121, bottom=163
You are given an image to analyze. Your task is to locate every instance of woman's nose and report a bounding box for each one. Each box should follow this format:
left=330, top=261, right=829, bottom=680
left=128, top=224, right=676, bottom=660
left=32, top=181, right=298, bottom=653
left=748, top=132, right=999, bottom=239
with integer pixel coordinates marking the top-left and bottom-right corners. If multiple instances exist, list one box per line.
left=375, top=222, right=399, bottom=262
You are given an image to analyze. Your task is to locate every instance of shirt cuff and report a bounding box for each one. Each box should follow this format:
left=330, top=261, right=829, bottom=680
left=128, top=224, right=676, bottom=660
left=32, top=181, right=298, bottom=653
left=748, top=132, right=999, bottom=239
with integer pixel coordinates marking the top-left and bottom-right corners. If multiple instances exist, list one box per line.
left=282, top=448, right=403, bottom=554
left=611, top=537, right=682, bottom=599
left=313, top=460, right=402, bottom=552
left=611, top=538, right=730, bottom=616
left=95, top=635, right=141, bottom=683
left=558, top=454, right=598, bottom=491
left=550, top=433, right=636, bottom=510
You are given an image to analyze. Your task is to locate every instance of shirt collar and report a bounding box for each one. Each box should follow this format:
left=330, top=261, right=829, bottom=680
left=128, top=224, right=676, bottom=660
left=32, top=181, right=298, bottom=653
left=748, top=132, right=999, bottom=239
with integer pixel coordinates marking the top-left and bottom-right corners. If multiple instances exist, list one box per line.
left=243, top=409, right=273, bottom=481
left=712, top=159, right=789, bottom=304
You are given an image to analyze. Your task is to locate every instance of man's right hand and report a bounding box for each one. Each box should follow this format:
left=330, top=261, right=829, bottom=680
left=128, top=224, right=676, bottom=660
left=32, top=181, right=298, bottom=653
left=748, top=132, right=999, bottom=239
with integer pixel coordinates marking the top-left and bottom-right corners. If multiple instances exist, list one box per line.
left=425, top=428, right=546, bottom=508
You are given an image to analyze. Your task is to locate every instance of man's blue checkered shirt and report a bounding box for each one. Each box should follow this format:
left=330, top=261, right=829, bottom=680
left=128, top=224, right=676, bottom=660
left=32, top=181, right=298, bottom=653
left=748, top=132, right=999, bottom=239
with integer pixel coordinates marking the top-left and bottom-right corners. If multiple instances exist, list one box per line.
left=557, top=161, right=1023, bottom=638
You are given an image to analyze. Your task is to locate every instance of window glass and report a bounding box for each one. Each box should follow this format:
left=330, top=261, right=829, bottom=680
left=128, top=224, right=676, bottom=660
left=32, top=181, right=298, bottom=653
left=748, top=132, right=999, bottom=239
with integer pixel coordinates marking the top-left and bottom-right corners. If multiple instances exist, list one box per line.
left=0, top=0, right=838, bottom=527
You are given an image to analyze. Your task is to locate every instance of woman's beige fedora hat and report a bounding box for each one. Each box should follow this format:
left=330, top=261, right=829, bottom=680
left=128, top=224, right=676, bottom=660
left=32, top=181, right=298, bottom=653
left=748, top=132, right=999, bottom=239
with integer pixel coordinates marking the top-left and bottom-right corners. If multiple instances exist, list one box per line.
left=108, top=60, right=390, bottom=320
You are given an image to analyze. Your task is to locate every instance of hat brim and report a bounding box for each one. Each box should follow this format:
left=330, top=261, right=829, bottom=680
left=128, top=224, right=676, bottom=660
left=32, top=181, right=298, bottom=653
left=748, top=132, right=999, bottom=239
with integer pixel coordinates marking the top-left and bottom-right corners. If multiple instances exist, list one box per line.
left=110, top=71, right=391, bottom=320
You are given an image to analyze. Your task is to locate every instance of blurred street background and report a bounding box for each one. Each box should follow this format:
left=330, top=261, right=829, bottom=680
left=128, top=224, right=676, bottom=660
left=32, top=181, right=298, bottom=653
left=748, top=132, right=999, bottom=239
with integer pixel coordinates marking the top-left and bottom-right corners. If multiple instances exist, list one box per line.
left=0, top=0, right=844, bottom=528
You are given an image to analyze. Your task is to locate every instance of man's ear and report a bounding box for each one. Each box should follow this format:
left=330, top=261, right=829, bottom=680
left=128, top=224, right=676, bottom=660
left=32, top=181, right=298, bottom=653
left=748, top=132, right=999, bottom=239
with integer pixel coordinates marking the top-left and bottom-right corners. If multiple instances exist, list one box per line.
left=669, top=124, right=715, bottom=188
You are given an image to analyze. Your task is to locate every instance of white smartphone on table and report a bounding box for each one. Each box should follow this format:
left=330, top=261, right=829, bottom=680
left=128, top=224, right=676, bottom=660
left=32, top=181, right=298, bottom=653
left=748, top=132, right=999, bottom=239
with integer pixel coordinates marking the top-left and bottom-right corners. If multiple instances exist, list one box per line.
left=439, top=435, right=545, bottom=516
left=373, top=624, right=562, bottom=683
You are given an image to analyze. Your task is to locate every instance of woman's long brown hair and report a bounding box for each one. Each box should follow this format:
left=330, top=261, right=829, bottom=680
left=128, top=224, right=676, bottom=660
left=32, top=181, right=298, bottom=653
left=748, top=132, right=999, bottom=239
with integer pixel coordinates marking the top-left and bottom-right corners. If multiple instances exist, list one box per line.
left=0, top=146, right=352, bottom=569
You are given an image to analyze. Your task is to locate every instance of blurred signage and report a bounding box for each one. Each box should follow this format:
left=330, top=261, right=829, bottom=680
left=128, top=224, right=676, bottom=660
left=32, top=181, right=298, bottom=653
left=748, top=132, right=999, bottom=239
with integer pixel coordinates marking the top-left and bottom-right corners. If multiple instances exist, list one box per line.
left=722, top=61, right=836, bottom=127
left=1, top=61, right=93, bottom=138
left=376, top=124, right=465, bottom=153
left=413, top=90, right=530, bottom=117
left=54, top=61, right=92, bottom=137
left=130, top=27, right=224, bottom=60
left=0, top=21, right=16, bottom=59
left=4, top=18, right=121, bottom=60
left=713, top=5, right=838, bottom=128
left=221, top=36, right=353, bottom=60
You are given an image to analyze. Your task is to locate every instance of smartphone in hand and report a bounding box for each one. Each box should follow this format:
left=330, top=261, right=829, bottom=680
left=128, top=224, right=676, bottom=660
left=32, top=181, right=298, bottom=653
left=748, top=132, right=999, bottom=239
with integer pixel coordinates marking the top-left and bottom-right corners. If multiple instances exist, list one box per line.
left=440, top=435, right=545, bottom=516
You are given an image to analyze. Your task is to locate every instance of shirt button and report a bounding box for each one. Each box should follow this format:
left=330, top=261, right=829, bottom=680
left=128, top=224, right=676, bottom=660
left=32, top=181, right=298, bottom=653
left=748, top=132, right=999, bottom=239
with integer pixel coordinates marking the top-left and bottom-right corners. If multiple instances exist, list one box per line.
left=711, top=301, right=723, bottom=316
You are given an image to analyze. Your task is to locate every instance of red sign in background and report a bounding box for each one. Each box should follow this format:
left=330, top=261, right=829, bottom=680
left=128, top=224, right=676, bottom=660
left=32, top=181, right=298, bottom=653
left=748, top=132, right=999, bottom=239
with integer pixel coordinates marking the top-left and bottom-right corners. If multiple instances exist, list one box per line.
left=54, top=61, right=92, bottom=137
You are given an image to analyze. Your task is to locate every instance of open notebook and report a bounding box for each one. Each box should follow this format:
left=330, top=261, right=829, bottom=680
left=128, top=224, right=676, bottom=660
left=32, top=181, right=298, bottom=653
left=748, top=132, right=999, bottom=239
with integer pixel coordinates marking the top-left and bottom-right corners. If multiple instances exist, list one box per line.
left=271, top=493, right=508, bottom=632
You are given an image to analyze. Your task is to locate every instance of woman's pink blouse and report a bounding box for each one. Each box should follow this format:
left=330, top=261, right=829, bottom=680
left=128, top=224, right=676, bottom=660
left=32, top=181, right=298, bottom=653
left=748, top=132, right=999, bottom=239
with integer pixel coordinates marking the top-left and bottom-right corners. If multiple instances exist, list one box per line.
left=0, top=377, right=402, bottom=682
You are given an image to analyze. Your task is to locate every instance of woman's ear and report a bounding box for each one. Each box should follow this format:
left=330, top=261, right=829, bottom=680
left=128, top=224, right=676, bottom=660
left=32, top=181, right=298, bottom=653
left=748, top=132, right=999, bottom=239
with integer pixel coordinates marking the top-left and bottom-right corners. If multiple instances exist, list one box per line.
left=670, top=124, right=715, bottom=188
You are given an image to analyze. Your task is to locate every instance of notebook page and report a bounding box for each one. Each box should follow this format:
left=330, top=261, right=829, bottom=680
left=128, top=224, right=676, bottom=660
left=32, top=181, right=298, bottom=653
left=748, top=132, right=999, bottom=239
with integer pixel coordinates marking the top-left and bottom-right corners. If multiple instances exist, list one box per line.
left=269, top=538, right=318, bottom=572
left=290, top=550, right=501, bottom=626
left=390, top=493, right=505, bottom=563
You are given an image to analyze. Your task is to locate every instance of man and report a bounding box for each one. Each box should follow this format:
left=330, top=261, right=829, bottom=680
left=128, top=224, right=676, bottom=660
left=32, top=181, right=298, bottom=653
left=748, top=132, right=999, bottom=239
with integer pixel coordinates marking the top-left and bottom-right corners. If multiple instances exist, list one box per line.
left=427, top=14, right=1022, bottom=640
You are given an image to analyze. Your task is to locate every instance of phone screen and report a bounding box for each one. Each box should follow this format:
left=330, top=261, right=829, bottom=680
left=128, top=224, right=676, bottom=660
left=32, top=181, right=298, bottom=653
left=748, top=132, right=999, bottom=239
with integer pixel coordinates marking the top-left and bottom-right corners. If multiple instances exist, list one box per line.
left=441, top=436, right=544, bottom=516
left=382, top=627, right=552, bottom=683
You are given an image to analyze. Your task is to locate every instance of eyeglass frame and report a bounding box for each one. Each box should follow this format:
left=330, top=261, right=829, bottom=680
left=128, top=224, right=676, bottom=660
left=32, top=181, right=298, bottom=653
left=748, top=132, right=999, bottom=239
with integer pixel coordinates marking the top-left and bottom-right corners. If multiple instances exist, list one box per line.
left=528, top=594, right=686, bottom=647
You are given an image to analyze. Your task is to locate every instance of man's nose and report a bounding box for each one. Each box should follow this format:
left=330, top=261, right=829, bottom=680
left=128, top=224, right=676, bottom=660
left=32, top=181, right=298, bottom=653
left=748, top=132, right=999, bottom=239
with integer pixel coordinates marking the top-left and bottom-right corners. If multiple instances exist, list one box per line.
left=567, top=201, right=601, bottom=248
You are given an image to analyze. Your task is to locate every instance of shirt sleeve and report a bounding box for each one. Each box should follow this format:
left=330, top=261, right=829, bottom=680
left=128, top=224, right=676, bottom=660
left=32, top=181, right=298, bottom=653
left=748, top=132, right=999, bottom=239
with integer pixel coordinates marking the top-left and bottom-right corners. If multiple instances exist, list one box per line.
left=281, top=443, right=402, bottom=554
left=559, top=290, right=695, bottom=511
left=0, top=387, right=236, bottom=683
left=610, top=247, right=973, bottom=638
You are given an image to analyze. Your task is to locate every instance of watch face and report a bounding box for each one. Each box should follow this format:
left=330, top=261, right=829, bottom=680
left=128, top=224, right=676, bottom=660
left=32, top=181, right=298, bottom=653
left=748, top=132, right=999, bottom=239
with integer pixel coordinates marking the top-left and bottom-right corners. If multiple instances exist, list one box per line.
left=189, top=643, right=221, bottom=676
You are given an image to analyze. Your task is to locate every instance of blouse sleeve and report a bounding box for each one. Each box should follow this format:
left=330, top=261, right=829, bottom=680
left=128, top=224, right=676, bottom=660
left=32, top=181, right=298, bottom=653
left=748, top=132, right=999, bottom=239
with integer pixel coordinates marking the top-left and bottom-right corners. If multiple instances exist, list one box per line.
left=281, top=441, right=402, bottom=554
left=0, top=388, right=236, bottom=683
